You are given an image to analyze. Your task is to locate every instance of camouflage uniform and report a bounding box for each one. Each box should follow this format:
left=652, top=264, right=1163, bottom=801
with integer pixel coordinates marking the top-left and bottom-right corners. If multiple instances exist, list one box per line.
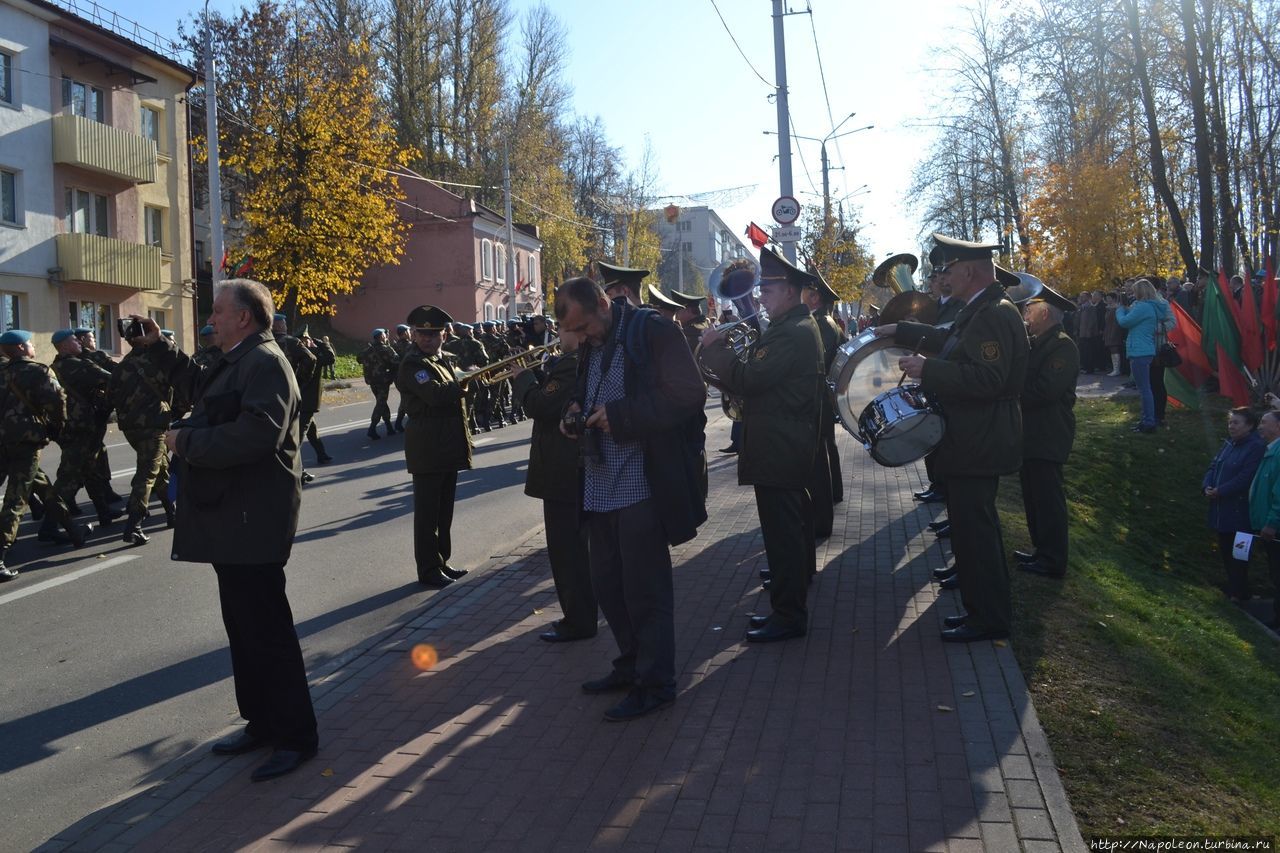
left=391, top=335, right=412, bottom=430
left=81, top=347, right=123, bottom=503
left=0, top=356, right=81, bottom=555
left=444, top=333, right=488, bottom=432
left=193, top=344, right=222, bottom=369
left=109, top=346, right=174, bottom=538
left=275, top=332, right=318, bottom=475
left=51, top=351, right=118, bottom=523
left=479, top=330, right=510, bottom=426
left=356, top=340, right=399, bottom=437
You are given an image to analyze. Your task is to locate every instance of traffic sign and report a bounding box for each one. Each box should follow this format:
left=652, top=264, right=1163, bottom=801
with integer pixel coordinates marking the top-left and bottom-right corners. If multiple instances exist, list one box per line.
left=772, top=226, right=803, bottom=243
left=771, top=196, right=800, bottom=225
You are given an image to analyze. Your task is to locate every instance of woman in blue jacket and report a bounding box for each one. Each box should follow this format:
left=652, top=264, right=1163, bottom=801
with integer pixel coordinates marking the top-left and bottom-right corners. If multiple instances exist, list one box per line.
left=1116, top=279, right=1173, bottom=433
left=1204, top=407, right=1265, bottom=600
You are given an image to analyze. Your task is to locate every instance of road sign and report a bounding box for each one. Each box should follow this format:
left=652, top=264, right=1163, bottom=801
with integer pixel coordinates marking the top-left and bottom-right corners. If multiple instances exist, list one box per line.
left=771, top=196, right=800, bottom=225
left=772, top=226, right=803, bottom=243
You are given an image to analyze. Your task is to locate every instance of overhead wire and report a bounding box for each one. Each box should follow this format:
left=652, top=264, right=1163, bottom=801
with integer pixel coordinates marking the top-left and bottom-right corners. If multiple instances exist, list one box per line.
left=806, top=2, right=849, bottom=190
left=706, top=0, right=775, bottom=89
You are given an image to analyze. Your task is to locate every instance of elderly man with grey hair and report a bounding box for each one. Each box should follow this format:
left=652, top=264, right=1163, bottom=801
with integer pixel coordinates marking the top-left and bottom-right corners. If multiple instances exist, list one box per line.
left=137, top=279, right=318, bottom=782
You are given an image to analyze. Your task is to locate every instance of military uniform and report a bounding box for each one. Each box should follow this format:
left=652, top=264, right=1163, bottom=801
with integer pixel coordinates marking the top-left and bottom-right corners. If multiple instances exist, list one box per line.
left=513, top=351, right=597, bottom=640
left=444, top=332, right=488, bottom=432
left=479, top=327, right=511, bottom=426
left=356, top=337, right=398, bottom=438
left=681, top=315, right=710, bottom=356
left=275, top=331, right=318, bottom=475
left=110, top=345, right=175, bottom=541
left=79, top=343, right=123, bottom=503
left=51, top=349, right=118, bottom=524
left=701, top=286, right=823, bottom=636
left=808, top=300, right=841, bottom=537
left=1018, top=319, right=1078, bottom=576
left=895, top=278, right=1029, bottom=638
left=302, top=337, right=335, bottom=462
left=391, top=326, right=412, bottom=430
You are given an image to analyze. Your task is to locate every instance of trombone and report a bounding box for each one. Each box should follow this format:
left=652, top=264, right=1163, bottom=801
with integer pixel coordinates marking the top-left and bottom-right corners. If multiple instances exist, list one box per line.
left=457, top=339, right=561, bottom=387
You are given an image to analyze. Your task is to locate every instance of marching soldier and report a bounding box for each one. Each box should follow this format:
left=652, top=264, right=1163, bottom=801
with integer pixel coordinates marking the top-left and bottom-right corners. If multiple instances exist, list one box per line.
left=110, top=326, right=177, bottom=544
left=479, top=321, right=511, bottom=427
left=0, top=330, right=88, bottom=580
left=74, top=327, right=125, bottom=508
left=356, top=328, right=398, bottom=440
left=879, top=234, right=1029, bottom=642
left=391, top=324, right=412, bottom=432
left=299, top=331, right=335, bottom=466
left=699, top=248, right=824, bottom=642
left=49, top=330, right=123, bottom=529
left=272, top=314, right=318, bottom=481
left=396, top=305, right=472, bottom=588
left=802, top=272, right=842, bottom=538
left=444, top=323, right=488, bottom=433
left=194, top=324, right=221, bottom=368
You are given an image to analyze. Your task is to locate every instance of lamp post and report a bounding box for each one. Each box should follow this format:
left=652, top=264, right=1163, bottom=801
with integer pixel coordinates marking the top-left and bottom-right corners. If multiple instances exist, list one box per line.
left=765, top=117, right=873, bottom=241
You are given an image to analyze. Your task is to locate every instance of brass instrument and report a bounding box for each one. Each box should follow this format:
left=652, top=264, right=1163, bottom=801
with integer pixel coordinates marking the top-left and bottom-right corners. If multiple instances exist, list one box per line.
left=872, top=252, right=919, bottom=294
left=1003, top=270, right=1045, bottom=305
left=457, top=339, right=561, bottom=387
left=695, top=257, right=763, bottom=420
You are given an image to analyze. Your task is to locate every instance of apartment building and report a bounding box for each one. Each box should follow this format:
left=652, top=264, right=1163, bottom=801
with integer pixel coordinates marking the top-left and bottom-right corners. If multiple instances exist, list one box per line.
left=0, top=0, right=195, bottom=356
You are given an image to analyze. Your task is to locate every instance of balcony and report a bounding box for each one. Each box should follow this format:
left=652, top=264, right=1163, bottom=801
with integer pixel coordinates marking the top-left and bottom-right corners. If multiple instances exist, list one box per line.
left=56, top=233, right=162, bottom=291
left=52, top=114, right=157, bottom=184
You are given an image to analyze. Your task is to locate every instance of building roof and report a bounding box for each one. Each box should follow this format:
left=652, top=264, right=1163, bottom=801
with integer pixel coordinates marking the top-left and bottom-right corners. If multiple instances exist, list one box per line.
left=19, top=0, right=195, bottom=78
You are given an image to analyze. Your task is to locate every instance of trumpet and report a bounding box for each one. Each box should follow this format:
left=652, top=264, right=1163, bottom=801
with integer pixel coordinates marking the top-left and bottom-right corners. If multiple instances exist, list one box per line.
left=457, top=339, right=561, bottom=387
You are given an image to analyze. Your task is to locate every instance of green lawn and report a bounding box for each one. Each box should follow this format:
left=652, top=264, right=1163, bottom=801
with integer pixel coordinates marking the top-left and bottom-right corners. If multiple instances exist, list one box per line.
left=1001, top=396, right=1280, bottom=835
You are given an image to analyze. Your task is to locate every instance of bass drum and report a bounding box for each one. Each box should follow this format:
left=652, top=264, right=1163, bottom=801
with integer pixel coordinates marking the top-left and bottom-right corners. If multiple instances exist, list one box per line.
left=828, top=329, right=917, bottom=440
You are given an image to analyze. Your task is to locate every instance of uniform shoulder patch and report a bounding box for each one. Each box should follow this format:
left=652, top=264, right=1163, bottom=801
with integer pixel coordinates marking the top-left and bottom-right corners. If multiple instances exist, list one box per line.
left=542, top=379, right=560, bottom=395
left=980, top=341, right=1001, bottom=362
left=754, top=346, right=769, bottom=360
left=415, top=369, right=430, bottom=384
left=1050, top=357, right=1066, bottom=371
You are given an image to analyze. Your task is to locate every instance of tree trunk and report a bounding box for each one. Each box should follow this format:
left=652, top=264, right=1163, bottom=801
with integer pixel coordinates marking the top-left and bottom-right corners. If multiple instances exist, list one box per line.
left=1182, top=0, right=1217, bottom=274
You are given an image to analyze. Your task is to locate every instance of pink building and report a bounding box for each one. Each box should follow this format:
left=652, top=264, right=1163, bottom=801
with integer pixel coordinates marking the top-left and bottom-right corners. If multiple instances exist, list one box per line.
left=333, top=179, right=543, bottom=338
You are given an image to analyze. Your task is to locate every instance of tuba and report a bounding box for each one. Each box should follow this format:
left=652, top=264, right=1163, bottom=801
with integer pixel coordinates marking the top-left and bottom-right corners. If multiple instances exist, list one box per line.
left=872, top=252, right=937, bottom=325
left=872, top=253, right=919, bottom=294
left=1002, top=270, right=1044, bottom=305
left=695, top=256, right=764, bottom=420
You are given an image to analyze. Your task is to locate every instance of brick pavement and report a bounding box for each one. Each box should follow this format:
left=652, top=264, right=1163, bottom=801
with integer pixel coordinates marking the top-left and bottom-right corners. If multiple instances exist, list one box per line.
left=43, top=423, right=1085, bottom=853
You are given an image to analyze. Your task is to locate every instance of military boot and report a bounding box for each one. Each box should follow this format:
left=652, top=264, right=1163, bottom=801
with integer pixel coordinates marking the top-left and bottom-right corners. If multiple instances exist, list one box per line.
left=159, top=494, right=176, bottom=528
left=366, top=425, right=381, bottom=440
left=394, top=414, right=405, bottom=433
left=122, top=511, right=150, bottom=545
left=0, top=550, right=16, bottom=582
left=94, top=497, right=125, bottom=527
left=37, top=514, right=65, bottom=545
left=28, top=491, right=44, bottom=521
left=54, top=503, right=90, bottom=548
left=384, top=419, right=395, bottom=437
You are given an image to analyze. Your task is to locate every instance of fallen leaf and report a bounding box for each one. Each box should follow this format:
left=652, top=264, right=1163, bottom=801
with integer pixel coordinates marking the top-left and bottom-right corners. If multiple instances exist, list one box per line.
left=993, top=639, right=1008, bottom=647
left=711, top=626, right=723, bottom=632
left=321, top=768, right=334, bottom=777
left=937, top=704, right=954, bottom=712
left=1097, top=621, right=1108, bottom=628
left=962, top=690, right=975, bottom=697
left=532, top=609, right=542, bottom=615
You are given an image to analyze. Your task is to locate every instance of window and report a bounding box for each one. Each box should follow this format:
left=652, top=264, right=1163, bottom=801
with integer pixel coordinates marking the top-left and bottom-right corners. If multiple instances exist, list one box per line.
left=484, top=303, right=495, bottom=322
left=0, top=293, right=19, bottom=331
left=97, top=304, right=114, bottom=350
left=527, top=254, right=536, bottom=288
left=497, top=305, right=507, bottom=322
left=62, top=78, right=104, bottom=122
left=65, top=188, right=108, bottom=236
left=70, top=301, right=115, bottom=350
left=0, top=52, right=12, bottom=106
left=678, top=220, right=692, bottom=232
left=144, top=206, right=163, bottom=249
left=140, top=106, right=160, bottom=143
left=682, top=241, right=693, bottom=254
left=480, top=239, right=493, bottom=280
left=147, top=309, right=166, bottom=329
left=495, top=244, right=506, bottom=283
left=1, top=169, right=15, bottom=225
left=194, top=240, right=205, bottom=269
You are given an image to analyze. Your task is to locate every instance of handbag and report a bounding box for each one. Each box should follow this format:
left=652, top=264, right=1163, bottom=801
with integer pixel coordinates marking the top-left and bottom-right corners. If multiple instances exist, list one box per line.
left=1156, top=342, right=1182, bottom=367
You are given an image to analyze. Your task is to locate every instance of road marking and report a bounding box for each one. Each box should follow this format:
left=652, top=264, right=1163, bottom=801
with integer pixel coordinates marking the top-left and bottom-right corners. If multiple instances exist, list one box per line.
left=0, top=554, right=140, bottom=606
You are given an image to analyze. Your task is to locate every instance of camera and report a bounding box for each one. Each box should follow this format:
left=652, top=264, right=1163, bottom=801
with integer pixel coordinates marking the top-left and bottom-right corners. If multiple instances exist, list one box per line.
left=1120, top=293, right=1134, bottom=307
left=117, top=318, right=144, bottom=340
left=562, top=407, right=588, bottom=438
left=562, top=406, right=603, bottom=465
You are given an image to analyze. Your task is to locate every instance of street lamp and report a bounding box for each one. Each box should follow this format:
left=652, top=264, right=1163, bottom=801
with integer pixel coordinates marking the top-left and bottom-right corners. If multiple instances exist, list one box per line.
left=765, top=121, right=874, bottom=238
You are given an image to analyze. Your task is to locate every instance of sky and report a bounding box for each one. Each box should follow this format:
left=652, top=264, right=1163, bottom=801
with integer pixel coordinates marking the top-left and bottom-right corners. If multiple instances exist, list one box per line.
left=72, top=0, right=968, bottom=261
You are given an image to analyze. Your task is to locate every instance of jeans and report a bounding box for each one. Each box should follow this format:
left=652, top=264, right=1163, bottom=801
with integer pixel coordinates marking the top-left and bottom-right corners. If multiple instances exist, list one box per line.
left=1131, top=355, right=1155, bottom=428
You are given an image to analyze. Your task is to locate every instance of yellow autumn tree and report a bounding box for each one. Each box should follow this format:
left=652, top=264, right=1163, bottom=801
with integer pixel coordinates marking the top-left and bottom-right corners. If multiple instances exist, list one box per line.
left=799, top=205, right=874, bottom=302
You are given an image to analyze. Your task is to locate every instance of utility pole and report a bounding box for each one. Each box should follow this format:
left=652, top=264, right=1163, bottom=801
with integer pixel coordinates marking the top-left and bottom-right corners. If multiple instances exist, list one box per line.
left=820, top=142, right=830, bottom=241
left=771, top=0, right=796, bottom=264
left=503, top=144, right=517, bottom=318
left=203, top=2, right=223, bottom=284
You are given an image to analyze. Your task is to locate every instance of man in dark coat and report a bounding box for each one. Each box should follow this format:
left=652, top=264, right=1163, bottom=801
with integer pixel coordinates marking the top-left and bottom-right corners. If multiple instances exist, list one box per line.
left=801, top=271, right=842, bottom=536
left=153, top=280, right=317, bottom=782
left=1013, top=286, right=1079, bottom=578
left=556, top=276, right=706, bottom=721
left=880, top=234, right=1029, bottom=642
left=395, top=306, right=472, bottom=589
left=512, top=329, right=597, bottom=642
left=700, top=248, right=823, bottom=643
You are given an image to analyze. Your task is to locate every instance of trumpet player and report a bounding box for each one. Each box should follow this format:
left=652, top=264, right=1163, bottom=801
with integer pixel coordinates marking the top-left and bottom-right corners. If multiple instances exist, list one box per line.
left=699, top=248, right=824, bottom=643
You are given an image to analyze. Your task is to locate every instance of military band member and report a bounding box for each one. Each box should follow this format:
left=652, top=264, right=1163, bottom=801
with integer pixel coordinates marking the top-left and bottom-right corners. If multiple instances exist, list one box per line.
left=445, top=323, right=489, bottom=433
left=646, top=284, right=683, bottom=322
left=512, top=328, right=597, bottom=642
left=672, top=289, right=711, bottom=356
left=597, top=261, right=648, bottom=309
left=49, top=330, right=122, bottom=529
left=357, top=328, right=398, bottom=440
left=1013, top=285, right=1079, bottom=578
left=700, top=248, right=824, bottom=642
left=396, top=306, right=472, bottom=588
left=878, top=234, right=1029, bottom=642
left=479, top=321, right=512, bottom=428
left=802, top=272, right=842, bottom=537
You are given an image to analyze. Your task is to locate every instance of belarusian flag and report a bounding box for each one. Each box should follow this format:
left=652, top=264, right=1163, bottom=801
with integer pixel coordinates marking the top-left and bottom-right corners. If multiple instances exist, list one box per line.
left=1201, top=272, right=1242, bottom=371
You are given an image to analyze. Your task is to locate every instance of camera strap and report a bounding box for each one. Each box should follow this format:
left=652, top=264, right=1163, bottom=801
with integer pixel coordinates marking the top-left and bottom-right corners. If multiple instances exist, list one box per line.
left=586, top=301, right=626, bottom=413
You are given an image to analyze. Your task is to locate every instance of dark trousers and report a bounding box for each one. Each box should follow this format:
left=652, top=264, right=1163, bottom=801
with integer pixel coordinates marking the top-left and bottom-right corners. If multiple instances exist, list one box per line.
left=924, top=450, right=947, bottom=497
left=808, top=440, right=833, bottom=538
left=1264, top=541, right=1280, bottom=624
left=755, top=485, right=814, bottom=629
left=826, top=429, right=843, bottom=503
left=588, top=499, right=675, bottom=696
left=544, top=498, right=596, bottom=634
left=1217, top=531, right=1250, bottom=600
left=1019, top=459, right=1068, bottom=574
left=947, top=476, right=1011, bottom=633
left=212, top=562, right=318, bottom=753
left=413, top=472, right=457, bottom=579
left=1150, top=361, right=1168, bottom=422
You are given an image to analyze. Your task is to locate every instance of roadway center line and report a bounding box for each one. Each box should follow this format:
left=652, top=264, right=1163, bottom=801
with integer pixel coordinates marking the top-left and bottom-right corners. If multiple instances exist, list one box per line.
left=0, top=555, right=140, bottom=607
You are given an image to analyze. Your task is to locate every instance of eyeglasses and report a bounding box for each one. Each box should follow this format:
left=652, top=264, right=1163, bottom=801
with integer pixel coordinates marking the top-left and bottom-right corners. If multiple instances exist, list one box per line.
left=933, top=259, right=967, bottom=275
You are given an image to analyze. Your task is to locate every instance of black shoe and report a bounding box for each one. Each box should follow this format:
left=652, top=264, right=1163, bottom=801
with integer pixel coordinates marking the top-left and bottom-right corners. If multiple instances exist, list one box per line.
left=0, top=563, right=17, bottom=582
left=918, top=491, right=946, bottom=504
left=417, top=569, right=454, bottom=588
left=913, top=487, right=938, bottom=500
left=746, top=622, right=806, bottom=643
left=748, top=614, right=771, bottom=629
left=107, top=492, right=125, bottom=506
left=939, top=574, right=960, bottom=590
left=251, top=748, right=316, bottom=782
left=940, top=625, right=1009, bottom=643
left=212, top=729, right=270, bottom=756
left=316, top=454, right=334, bottom=464
left=67, top=502, right=84, bottom=517
left=96, top=504, right=125, bottom=526
left=539, top=627, right=596, bottom=643
left=604, top=688, right=674, bottom=722
left=394, top=419, right=405, bottom=433
left=441, top=564, right=468, bottom=580
left=928, top=518, right=950, bottom=531
left=123, top=525, right=149, bottom=546
left=933, top=523, right=951, bottom=538
left=932, top=566, right=957, bottom=581
left=758, top=568, right=772, bottom=580
left=718, top=446, right=740, bottom=454
left=38, top=530, right=71, bottom=545
left=761, top=579, right=771, bottom=591
left=1014, top=550, right=1038, bottom=563
left=67, top=522, right=91, bottom=548
left=300, top=471, right=315, bottom=484
left=367, top=428, right=380, bottom=440
left=28, top=493, right=44, bottom=521
left=943, top=613, right=968, bottom=628
left=1018, top=561, right=1065, bottom=578
left=581, top=671, right=633, bottom=695
left=384, top=423, right=395, bottom=437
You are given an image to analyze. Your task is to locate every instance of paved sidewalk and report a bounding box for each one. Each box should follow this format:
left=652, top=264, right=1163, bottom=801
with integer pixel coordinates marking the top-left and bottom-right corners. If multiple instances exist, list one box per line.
left=44, top=425, right=1085, bottom=852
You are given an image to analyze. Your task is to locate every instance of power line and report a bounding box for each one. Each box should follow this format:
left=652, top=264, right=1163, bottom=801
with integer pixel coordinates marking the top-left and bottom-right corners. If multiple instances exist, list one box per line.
left=788, top=113, right=821, bottom=199
left=707, top=0, right=775, bottom=89
left=806, top=3, right=849, bottom=182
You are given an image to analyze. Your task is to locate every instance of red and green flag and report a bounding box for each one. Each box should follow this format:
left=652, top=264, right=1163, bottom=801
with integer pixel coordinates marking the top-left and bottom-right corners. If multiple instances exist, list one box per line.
left=1239, top=272, right=1264, bottom=372
left=1202, top=270, right=1242, bottom=372
left=1167, top=299, right=1214, bottom=387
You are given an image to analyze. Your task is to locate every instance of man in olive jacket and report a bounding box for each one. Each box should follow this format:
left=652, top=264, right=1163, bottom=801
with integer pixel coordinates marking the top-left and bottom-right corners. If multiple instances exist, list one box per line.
left=395, top=305, right=472, bottom=589
left=512, top=330, right=597, bottom=642
left=880, top=234, right=1029, bottom=642
left=1014, top=287, right=1079, bottom=578
left=801, top=272, right=842, bottom=537
left=700, top=247, right=824, bottom=643
left=152, top=280, right=317, bottom=783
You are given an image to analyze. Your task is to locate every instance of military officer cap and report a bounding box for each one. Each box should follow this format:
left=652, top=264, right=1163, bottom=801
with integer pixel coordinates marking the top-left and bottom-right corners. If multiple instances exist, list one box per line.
left=372, top=327, right=387, bottom=338
left=759, top=246, right=819, bottom=291
left=396, top=324, right=410, bottom=333
left=597, top=261, right=650, bottom=293
left=666, top=289, right=701, bottom=308
left=0, top=329, right=33, bottom=345
left=51, top=329, right=76, bottom=345
left=928, top=233, right=1002, bottom=266
left=1026, top=282, right=1076, bottom=313
left=806, top=271, right=839, bottom=303
left=406, top=304, right=453, bottom=332
left=199, top=325, right=215, bottom=337
left=647, top=285, right=683, bottom=312
left=994, top=263, right=1021, bottom=288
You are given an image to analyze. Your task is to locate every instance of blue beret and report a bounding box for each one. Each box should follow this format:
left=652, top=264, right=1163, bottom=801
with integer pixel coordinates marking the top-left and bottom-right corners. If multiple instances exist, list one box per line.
left=161, top=330, right=174, bottom=338
left=396, top=324, right=410, bottom=332
left=0, top=330, right=32, bottom=345
left=73, top=327, right=92, bottom=336
left=372, top=328, right=386, bottom=337
left=199, top=325, right=214, bottom=336
left=51, top=329, right=75, bottom=344
left=273, top=313, right=287, bottom=323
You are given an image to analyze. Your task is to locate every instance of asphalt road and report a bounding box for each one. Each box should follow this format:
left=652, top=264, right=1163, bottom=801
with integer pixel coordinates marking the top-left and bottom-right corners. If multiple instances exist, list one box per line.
left=0, top=388, right=542, bottom=851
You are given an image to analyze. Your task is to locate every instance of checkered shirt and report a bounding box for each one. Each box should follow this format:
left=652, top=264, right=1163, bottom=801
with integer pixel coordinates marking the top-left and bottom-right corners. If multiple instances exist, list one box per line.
left=582, top=337, right=651, bottom=512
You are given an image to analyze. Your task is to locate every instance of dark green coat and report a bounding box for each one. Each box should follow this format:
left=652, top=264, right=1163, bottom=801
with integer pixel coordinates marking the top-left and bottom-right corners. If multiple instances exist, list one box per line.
left=682, top=316, right=710, bottom=355
left=0, top=357, right=66, bottom=447
left=513, top=351, right=579, bottom=503
left=396, top=345, right=472, bottom=474
left=700, top=302, right=823, bottom=489
left=52, top=352, right=112, bottom=437
left=812, top=306, right=841, bottom=437
left=1021, top=324, right=1078, bottom=463
left=109, top=347, right=172, bottom=431
left=896, top=282, right=1029, bottom=477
